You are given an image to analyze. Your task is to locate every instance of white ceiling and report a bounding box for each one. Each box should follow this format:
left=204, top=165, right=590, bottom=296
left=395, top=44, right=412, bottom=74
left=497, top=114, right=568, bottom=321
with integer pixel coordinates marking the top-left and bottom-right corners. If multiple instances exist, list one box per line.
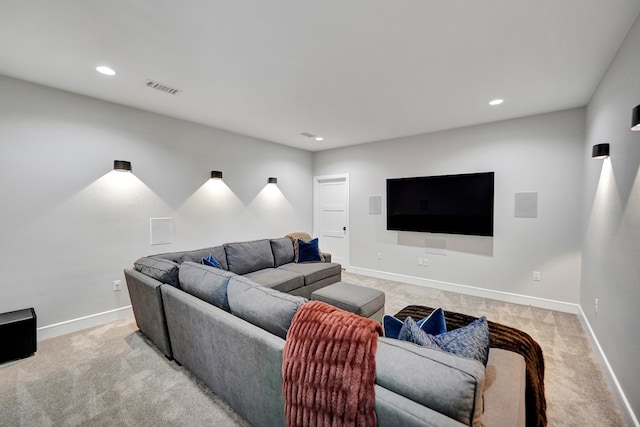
left=1, top=1, right=639, bottom=151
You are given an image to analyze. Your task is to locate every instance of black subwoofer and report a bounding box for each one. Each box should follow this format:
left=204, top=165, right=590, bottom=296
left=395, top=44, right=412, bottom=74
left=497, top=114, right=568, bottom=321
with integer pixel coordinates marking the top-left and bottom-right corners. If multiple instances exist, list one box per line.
left=0, top=308, right=37, bottom=363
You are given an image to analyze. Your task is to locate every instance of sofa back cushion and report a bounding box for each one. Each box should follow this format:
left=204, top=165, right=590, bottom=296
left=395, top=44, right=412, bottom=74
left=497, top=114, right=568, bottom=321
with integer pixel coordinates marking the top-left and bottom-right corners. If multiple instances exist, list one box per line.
left=178, top=262, right=236, bottom=311
left=227, top=276, right=307, bottom=339
left=153, top=246, right=228, bottom=271
left=375, top=337, right=486, bottom=427
left=270, top=238, right=295, bottom=267
left=224, top=239, right=275, bottom=274
left=134, top=256, right=180, bottom=287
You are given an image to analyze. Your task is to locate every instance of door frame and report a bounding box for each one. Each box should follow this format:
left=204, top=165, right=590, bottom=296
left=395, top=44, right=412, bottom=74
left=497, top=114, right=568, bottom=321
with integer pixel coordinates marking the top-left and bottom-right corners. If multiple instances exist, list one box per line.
left=313, top=173, right=350, bottom=269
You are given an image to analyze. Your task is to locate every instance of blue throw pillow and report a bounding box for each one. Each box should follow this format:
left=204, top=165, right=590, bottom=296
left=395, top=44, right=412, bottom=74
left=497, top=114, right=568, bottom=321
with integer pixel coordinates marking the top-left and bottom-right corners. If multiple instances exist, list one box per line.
left=297, top=238, right=321, bottom=262
left=383, top=308, right=447, bottom=339
left=399, top=316, right=490, bottom=365
left=201, top=254, right=222, bottom=269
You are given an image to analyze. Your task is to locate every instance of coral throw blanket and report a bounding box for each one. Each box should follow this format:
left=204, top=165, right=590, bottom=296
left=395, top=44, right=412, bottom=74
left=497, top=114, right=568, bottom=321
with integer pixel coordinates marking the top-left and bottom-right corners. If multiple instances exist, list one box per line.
left=282, top=301, right=383, bottom=426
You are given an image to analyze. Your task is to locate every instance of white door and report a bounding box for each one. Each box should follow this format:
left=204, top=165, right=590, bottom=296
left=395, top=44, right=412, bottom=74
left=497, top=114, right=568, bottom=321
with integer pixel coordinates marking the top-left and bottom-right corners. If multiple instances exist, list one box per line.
left=313, top=174, right=349, bottom=268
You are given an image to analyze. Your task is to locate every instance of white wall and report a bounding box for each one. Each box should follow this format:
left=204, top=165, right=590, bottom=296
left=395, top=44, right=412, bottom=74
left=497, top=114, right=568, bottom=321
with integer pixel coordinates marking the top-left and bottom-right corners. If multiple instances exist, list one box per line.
left=582, top=12, right=640, bottom=424
left=314, top=108, right=585, bottom=305
left=0, top=75, right=313, bottom=329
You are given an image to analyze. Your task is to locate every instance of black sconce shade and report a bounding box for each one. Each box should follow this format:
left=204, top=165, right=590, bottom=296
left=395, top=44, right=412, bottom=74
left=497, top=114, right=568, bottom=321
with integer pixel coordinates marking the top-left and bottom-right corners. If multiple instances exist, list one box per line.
left=211, top=170, right=223, bottom=179
left=268, top=177, right=278, bottom=184
left=632, top=104, right=640, bottom=131
left=114, top=160, right=132, bottom=172
left=592, top=143, right=610, bottom=159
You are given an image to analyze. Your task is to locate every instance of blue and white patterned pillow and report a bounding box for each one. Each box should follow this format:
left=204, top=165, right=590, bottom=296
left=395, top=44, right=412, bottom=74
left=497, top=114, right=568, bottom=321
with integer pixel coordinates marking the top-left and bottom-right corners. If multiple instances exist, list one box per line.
left=399, top=315, right=490, bottom=365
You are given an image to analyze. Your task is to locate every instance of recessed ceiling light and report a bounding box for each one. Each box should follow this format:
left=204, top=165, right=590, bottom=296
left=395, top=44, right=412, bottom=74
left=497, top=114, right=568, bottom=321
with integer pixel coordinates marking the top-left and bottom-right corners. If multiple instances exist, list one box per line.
left=96, top=66, right=116, bottom=76
left=489, top=99, right=504, bottom=106
left=315, top=137, right=324, bottom=141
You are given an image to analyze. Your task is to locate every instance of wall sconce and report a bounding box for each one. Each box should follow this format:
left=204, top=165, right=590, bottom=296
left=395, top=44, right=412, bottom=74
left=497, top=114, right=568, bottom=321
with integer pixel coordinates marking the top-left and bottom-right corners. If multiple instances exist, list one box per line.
left=592, top=143, right=610, bottom=159
left=114, top=160, right=132, bottom=172
left=632, top=104, right=640, bottom=131
left=268, top=177, right=278, bottom=184
left=211, top=170, right=223, bottom=180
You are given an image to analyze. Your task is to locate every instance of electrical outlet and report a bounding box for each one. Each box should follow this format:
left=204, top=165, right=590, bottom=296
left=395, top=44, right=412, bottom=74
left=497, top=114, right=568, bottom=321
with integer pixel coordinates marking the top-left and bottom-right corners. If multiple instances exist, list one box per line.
left=417, top=257, right=423, bottom=266
left=532, top=271, right=541, bottom=281
left=594, top=298, right=598, bottom=313
left=423, top=257, right=429, bottom=266
left=113, top=280, right=122, bottom=292
left=376, top=252, right=382, bottom=260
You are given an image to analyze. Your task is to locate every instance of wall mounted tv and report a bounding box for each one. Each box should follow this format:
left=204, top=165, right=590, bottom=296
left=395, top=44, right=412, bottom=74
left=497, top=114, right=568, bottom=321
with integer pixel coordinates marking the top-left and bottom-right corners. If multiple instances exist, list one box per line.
left=386, top=172, right=494, bottom=236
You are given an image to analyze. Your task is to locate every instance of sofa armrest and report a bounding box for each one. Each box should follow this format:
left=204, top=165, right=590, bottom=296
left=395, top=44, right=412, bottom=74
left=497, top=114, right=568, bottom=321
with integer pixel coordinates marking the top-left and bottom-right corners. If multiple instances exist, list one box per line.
left=162, top=285, right=287, bottom=427
left=124, top=267, right=173, bottom=358
left=321, top=252, right=332, bottom=263
left=376, top=337, right=485, bottom=426
left=483, top=348, right=526, bottom=427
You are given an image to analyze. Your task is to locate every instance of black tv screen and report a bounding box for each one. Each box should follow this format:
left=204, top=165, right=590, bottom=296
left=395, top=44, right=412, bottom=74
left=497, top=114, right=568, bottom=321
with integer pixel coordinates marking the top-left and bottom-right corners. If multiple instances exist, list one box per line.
left=386, top=172, right=494, bottom=236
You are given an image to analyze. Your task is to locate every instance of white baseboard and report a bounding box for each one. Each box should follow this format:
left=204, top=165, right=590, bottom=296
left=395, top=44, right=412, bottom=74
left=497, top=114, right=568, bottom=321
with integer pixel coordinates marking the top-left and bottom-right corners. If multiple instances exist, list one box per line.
left=37, top=306, right=133, bottom=341
left=346, top=266, right=581, bottom=313
left=577, top=307, right=639, bottom=427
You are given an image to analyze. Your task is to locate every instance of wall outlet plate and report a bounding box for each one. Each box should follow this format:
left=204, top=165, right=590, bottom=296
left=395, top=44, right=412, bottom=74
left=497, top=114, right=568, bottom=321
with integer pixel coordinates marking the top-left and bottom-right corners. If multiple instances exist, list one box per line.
left=113, top=280, right=122, bottom=291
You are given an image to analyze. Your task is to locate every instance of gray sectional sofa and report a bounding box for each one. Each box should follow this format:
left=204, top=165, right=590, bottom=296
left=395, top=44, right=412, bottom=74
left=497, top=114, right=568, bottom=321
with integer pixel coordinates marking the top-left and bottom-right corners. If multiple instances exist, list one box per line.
left=125, top=237, right=341, bottom=358
left=125, top=237, right=526, bottom=427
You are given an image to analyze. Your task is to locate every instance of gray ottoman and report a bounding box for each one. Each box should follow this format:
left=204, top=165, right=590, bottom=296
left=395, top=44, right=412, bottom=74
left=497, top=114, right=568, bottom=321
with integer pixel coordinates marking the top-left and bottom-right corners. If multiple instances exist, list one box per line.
left=311, top=282, right=385, bottom=322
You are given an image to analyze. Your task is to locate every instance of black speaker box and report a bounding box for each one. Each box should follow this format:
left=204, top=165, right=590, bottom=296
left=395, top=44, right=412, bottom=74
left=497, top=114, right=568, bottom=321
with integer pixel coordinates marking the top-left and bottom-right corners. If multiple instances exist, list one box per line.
left=0, top=308, right=37, bottom=363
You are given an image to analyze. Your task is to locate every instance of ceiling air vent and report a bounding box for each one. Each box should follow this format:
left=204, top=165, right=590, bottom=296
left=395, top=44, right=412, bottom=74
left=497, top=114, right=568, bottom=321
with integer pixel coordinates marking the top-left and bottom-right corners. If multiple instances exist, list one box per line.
left=145, top=79, right=181, bottom=95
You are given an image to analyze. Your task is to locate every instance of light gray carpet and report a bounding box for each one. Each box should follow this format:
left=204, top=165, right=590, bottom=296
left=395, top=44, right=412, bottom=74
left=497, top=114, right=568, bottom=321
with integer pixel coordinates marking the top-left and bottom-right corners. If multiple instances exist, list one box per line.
left=0, top=320, right=249, bottom=427
left=0, top=272, right=628, bottom=426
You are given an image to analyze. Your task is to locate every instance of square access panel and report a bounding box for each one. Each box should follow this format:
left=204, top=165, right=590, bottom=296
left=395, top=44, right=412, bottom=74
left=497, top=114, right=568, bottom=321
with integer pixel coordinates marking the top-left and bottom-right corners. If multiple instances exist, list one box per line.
left=150, top=217, right=173, bottom=245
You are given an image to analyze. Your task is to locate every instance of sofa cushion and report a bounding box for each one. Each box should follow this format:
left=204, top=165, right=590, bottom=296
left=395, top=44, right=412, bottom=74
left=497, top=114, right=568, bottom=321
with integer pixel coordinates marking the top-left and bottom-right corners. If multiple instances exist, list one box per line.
left=399, top=316, right=490, bottom=365
left=227, top=275, right=307, bottom=339
left=187, top=246, right=228, bottom=270
left=277, top=262, right=341, bottom=286
left=243, top=268, right=304, bottom=293
left=270, top=238, right=295, bottom=267
left=178, top=262, right=235, bottom=311
left=376, top=337, right=485, bottom=427
left=297, top=238, right=321, bottom=262
left=153, top=245, right=228, bottom=271
left=225, top=240, right=275, bottom=274
left=134, top=256, right=179, bottom=287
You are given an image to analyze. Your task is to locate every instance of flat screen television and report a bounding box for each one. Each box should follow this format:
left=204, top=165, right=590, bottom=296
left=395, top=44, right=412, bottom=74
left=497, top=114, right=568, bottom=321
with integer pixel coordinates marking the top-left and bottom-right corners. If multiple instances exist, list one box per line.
left=386, top=172, right=494, bottom=236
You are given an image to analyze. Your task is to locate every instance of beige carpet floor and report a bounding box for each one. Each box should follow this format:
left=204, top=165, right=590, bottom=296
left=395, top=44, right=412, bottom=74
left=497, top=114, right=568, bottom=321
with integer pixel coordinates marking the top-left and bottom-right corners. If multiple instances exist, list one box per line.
left=0, top=271, right=628, bottom=426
